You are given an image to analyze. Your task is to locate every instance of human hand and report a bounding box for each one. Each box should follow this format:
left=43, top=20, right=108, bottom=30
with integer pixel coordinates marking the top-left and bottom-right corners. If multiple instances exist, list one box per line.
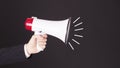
left=25, top=34, right=47, bottom=55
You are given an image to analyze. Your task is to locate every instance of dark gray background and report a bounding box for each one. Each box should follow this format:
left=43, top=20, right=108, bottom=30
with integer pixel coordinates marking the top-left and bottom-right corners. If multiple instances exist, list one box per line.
left=0, top=0, right=120, bottom=68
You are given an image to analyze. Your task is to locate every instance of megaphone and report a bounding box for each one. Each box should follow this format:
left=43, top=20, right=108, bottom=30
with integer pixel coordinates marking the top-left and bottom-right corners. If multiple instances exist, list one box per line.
left=25, top=17, right=71, bottom=45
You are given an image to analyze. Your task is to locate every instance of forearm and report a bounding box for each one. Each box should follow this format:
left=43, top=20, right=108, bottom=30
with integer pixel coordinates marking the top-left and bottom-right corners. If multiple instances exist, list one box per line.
left=0, top=34, right=47, bottom=66
left=0, top=45, right=27, bottom=65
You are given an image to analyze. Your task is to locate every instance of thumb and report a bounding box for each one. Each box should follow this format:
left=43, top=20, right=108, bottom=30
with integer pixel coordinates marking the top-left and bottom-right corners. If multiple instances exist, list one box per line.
left=28, top=35, right=37, bottom=46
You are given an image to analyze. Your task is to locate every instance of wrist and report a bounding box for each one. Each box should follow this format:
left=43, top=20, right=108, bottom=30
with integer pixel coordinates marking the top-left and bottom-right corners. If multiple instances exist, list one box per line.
left=24, top=44, right=31, bottom=58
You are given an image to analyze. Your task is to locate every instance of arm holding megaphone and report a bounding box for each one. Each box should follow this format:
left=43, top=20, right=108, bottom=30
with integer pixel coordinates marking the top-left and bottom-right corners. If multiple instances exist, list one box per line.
left=0, top=34, right=47, bottom=65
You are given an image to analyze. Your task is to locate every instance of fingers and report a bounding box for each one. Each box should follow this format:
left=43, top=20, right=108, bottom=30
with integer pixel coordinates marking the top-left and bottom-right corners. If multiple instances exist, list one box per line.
left=31, top=34, right=47, bottom=41
left=37, top=34, right=47, bottom=42
left=36, top=34, right=47, bottom=50
left=42, top=34, right=47, bottom=39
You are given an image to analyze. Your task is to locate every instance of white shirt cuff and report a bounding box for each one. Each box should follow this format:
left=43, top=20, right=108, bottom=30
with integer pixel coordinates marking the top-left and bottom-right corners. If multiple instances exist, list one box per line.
left=24, top=44, right=31, bottom=58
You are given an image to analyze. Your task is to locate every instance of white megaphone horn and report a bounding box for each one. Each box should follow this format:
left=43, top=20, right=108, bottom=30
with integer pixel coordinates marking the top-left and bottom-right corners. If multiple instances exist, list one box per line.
left=25, top=17, right=71, bottom=50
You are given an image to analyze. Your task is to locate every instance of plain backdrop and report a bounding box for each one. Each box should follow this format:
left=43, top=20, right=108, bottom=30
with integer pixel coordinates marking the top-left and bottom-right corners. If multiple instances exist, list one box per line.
left=0, top=0, right=120, bottom=68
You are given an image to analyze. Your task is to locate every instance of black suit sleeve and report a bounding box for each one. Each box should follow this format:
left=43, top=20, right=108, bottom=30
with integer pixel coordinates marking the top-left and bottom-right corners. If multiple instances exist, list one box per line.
left=0, top=45, right=27, bottom=65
